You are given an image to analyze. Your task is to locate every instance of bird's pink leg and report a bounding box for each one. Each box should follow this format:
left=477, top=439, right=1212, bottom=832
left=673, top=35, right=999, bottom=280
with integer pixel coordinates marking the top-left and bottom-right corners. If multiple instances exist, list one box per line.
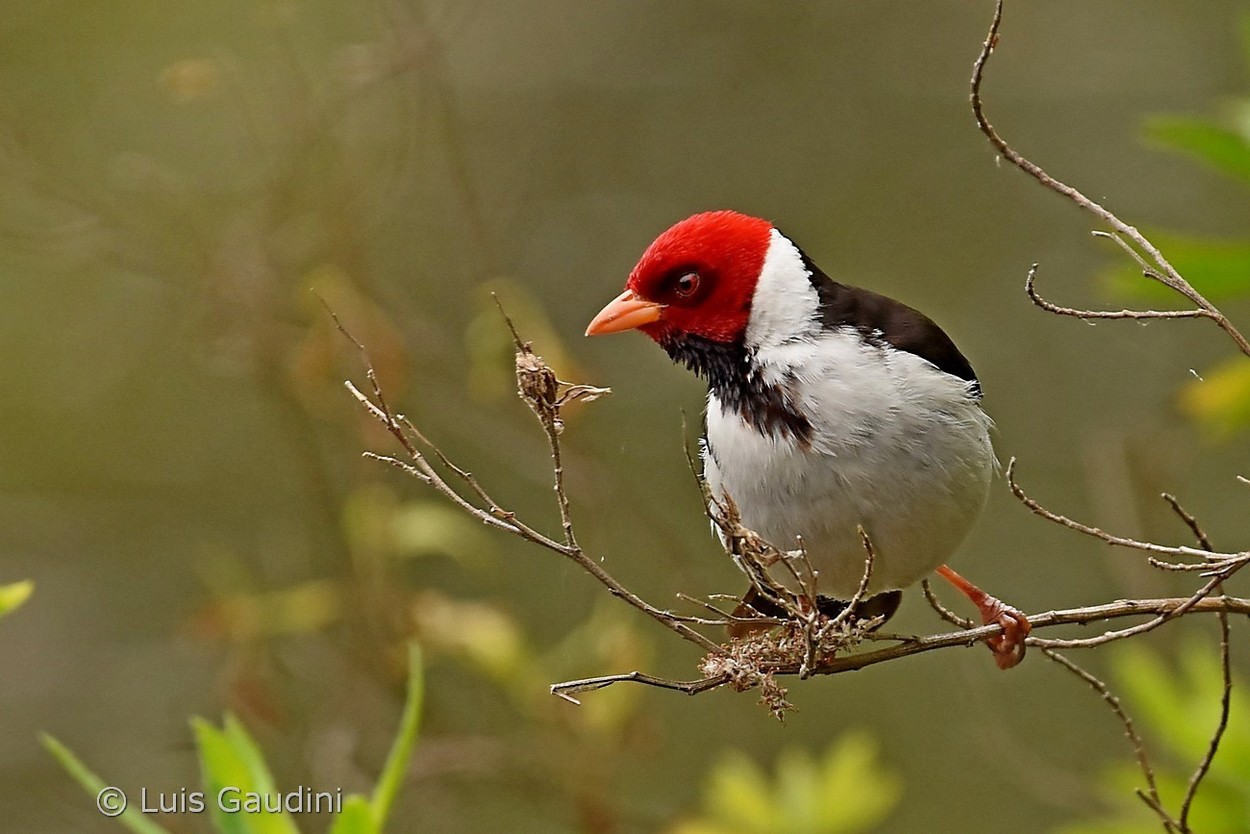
left=935, top=564, right=1031, bottom=669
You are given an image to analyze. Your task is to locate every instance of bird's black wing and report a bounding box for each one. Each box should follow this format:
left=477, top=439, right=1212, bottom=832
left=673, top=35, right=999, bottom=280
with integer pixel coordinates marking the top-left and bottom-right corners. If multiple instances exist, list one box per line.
left=799, top=251, right=981, bottom=397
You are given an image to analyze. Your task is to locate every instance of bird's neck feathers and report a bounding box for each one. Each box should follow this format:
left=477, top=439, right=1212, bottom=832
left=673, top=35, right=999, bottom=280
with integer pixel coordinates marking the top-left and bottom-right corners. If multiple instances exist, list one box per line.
left=659, top=229, right=823, bottom=384
left=660, top=229, right=822, bottom=443
left=660, top=228, right=825, bottom=372
left=743, top=229, right=823, bottom=355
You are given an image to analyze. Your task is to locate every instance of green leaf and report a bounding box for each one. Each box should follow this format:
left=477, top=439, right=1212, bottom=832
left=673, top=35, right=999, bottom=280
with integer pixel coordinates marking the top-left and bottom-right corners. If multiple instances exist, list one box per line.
left=704, top=753, right=776, bottom=831
left=1145, top=116, right=1250, bottom=183
left=816, top=732, right=902, bottom=833
left=0, top=580, right=33, bottom=618
left=1100, top=234, right=1250, bottom=302
left=776, top=749, right=821, bottom=829
left=192, top=716, right=300, bottom=834
left=688, top=733, right=900, bottom=834
left=40, top=734, right=172, bottom=834
left=370, top=642, right=424, bottom=830
left=329, top=796, right=380, bottom=834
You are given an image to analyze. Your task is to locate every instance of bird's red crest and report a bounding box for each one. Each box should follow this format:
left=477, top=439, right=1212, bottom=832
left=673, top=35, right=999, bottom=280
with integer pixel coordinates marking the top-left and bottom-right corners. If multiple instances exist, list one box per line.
left=626, top=210, right=774, bottom=344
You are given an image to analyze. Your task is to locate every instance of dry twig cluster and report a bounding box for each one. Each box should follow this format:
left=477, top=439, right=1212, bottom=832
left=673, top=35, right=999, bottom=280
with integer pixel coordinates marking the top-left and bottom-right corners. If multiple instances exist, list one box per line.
left=342, top=2, right=1246, bottom=829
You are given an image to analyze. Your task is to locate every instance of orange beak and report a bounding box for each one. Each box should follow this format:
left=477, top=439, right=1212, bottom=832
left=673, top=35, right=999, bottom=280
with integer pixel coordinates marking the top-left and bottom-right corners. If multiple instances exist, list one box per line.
left=585, top=290, right=665, bottom=336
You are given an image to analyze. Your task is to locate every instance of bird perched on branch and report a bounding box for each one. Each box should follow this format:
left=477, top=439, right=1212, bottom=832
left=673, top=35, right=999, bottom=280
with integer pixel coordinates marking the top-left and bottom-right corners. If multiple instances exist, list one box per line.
left=586, top=210, right=1030, bottom=668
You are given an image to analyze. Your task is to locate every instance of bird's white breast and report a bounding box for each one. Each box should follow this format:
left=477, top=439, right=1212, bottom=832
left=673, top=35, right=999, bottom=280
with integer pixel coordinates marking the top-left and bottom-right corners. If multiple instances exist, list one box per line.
left=703, top=329, right=995, bottom=597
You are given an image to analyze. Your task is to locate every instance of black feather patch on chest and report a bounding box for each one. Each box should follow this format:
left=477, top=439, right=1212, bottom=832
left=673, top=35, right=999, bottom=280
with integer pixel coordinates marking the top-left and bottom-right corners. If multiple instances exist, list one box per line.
left=798, top=250, right=982, bottom=398
left=659, top=333, right=813, bottom=445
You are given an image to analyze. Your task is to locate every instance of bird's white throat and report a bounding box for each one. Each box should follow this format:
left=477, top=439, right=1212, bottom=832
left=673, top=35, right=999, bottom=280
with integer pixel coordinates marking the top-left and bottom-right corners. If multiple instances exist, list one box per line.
left=743, top=229, right=822, bottom=354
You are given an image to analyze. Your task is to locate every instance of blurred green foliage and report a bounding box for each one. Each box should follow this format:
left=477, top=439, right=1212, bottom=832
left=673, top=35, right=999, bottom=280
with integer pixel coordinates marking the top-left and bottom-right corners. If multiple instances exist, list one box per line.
left=669, top=732, right=901, bottom=834
left=43, top=644, right=425, bottom=834
left=1102, top=16, right=1250, bottom=438
left=1058, top=642, right=1249, bottom=834
left=0, top=579, right=33, bottom=619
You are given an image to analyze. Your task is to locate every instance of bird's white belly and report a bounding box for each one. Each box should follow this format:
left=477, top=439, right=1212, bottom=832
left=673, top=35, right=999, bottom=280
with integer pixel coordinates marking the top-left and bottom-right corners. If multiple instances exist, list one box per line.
left=702, top=336, right=995, bottom=597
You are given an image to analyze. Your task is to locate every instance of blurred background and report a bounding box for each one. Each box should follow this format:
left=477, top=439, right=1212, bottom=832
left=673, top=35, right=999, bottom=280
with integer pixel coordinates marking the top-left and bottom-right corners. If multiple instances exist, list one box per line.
left=2, top=1, right=1249, bottom=832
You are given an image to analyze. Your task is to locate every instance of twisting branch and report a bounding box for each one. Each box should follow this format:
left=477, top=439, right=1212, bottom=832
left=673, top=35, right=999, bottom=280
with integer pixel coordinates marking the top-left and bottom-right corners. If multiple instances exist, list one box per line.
left=554, top=596, right=1250, bottom=697
left=1025, top=263, right=1210, bottom=322
left=973, top=0, right=1250, bottom=356
left=1030, top=495, right=1238, bottom=834
left=1183, top=596, right=1233, bottom=832
left=336, top=301, right=1250, bottom=718
left=970, top=3, right=1246, bottom=829
left=1006, top=459, right=1247, bottom=569
left=1041, top=648, right=1174, bottom=833
left=921, top=578, right=975, bottom=629
left=332, top=301, right=723, bottom=657
left=1006, top=464, right=1246, bottom=653
left=1164, top=495, right=1232, bottom=833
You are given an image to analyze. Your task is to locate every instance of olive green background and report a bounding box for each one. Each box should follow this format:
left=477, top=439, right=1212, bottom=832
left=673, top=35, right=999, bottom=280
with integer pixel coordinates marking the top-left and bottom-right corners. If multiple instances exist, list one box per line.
left=2, top=2, right=1248, bottom=832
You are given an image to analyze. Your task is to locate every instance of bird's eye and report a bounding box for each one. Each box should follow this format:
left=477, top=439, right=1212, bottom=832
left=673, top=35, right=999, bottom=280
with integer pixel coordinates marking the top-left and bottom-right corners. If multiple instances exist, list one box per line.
left=673, top=272, right=700, bottom=298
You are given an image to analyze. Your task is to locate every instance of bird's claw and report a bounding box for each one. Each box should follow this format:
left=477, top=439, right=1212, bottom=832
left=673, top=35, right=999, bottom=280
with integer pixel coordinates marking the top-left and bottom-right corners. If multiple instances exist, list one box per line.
left=982, top=601, right=1031, bottom=670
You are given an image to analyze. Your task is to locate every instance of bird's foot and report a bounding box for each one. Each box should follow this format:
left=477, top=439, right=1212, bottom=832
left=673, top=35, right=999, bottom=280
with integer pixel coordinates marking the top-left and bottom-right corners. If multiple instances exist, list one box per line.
left=935, top=564, right=1031, bottom=670
left=981, top=598, right=1031, bottom=670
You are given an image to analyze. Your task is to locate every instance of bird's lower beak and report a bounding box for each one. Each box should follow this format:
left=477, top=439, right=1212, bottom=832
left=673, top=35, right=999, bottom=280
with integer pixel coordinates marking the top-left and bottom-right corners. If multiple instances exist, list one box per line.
left=585, top=290, right=665, bottom=336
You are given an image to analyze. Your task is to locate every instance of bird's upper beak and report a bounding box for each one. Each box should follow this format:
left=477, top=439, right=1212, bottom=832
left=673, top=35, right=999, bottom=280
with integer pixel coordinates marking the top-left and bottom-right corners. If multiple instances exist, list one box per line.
left=585, top=290, right=665, bottom=336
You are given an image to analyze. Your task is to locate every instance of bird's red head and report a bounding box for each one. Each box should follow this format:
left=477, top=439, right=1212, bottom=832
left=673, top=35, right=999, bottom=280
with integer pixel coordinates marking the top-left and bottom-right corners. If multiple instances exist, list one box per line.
left=586, top=210, right=774, bottom=344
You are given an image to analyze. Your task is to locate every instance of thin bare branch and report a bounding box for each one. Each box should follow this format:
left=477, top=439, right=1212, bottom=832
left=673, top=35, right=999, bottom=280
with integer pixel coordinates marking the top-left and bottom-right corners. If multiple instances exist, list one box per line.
left=338, top=307, right=724, bottom=657
left=558, top=595, right=1250, bottom=699
left=921, top=578, right=976, bottom=629
left=675, top=593, right=784, bottom=628
left=1161, top=493, right=1214, bottom=552
left=490, top=291, right=525, bottom=351
left=1180, top=592, right=1232, bottom=832
left=1007, top=458, right=1246, bottom=565
left=349, top=383, right=568, bottom=552
left=1025, top=263, right=1209, bottom=322
left=827, top=529, right=876, bottom=634
left=1165, top=498, right=1231, bottom=833
left=551, top=671, right=731, bottom=704
left=1027, top=573, right=1231, bottom=650
left=971, top=0, right=1250, bottom=355
left=1041, top=648, right=1175, bottom=833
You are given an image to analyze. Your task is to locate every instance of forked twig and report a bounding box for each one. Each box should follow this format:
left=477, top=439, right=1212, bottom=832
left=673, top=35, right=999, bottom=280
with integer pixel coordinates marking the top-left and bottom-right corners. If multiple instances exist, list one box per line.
left=1025, top=262, right=1209, bottom=322
left=340, top=302, right=1250, bottom=715
left=336, top=302, right=722, bottom=658
left=1162, top=495, right=1232, bottom=832
left=336, top=304, right=1250, bottom=721
left=973, top=6, right=1242, bottom=827
left=1041, top=648, right=1175, bottom=834
left=973, top=0, right=1250, bottom=356
left=551, top=671, right=730, bottom=705
left=1006, top=459, right=1246, bottom=567
left=921, top=578, right=975, bottom=629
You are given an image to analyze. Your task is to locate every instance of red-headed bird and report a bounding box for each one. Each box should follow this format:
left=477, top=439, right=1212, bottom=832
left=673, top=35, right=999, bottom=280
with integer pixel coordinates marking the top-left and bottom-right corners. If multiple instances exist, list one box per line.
left=587, top=210, right=1029, bottom=668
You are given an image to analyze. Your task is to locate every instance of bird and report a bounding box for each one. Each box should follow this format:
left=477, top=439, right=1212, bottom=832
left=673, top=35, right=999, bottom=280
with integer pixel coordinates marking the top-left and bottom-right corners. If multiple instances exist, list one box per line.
left=585, top=210, right=1030, bottom=669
